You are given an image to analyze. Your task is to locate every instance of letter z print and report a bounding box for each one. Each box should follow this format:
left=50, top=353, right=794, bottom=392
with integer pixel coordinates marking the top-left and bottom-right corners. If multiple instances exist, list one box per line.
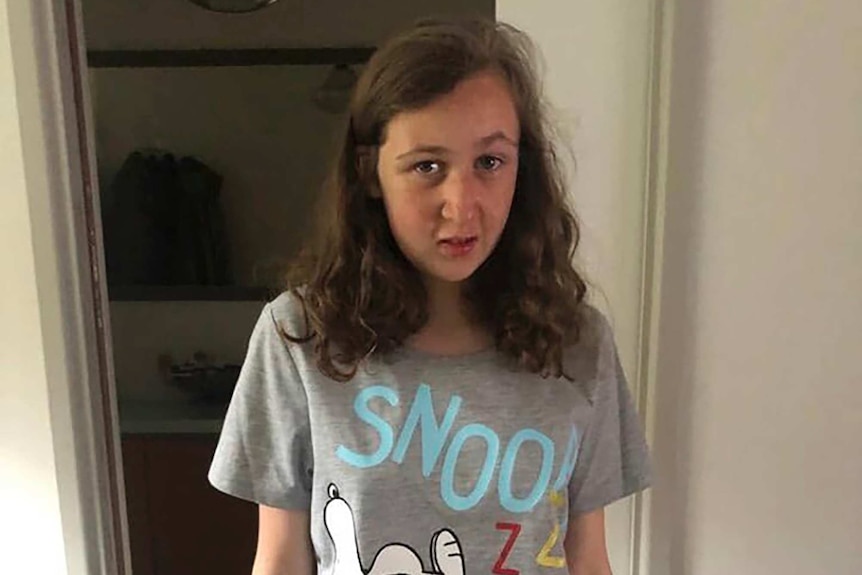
left=493, top=522, right=521, bottom=575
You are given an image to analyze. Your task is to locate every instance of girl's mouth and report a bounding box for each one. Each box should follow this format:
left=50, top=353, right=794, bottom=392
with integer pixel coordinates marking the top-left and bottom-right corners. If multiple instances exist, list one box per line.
left=438, top=236, right=478, bottom=257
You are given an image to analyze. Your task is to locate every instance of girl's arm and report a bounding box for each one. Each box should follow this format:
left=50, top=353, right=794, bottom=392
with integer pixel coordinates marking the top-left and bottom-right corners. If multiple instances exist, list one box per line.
left=564, top=508, right=613, bottom=575
left=252, top=505, right=315, bottom=575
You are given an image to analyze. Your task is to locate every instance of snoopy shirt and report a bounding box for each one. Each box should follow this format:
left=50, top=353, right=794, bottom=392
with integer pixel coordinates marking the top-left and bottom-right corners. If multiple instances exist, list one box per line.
left=209, top=292, right=651, bottom=575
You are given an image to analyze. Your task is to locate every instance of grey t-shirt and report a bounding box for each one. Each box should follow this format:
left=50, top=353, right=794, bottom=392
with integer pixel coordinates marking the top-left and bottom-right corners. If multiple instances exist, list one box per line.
left=209, top=292, right=650, bottom=575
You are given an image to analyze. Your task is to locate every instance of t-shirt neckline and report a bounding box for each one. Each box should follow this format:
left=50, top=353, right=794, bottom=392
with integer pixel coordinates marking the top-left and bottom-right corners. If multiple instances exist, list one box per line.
left=390, top=343, right=499, bottom=365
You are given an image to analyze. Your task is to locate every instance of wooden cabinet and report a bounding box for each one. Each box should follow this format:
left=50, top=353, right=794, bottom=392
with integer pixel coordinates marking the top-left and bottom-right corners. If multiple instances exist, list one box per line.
left=122, top=435, right=257, bottom=575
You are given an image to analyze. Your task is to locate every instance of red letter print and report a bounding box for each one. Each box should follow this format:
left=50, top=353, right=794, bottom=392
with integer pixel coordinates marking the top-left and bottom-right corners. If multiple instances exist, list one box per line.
left=493, top=522, right=522, bottom=575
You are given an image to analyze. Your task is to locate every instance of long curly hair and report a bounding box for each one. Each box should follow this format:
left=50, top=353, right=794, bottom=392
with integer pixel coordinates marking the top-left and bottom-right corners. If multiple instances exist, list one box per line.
left=286, top=17, right=588, bottom=381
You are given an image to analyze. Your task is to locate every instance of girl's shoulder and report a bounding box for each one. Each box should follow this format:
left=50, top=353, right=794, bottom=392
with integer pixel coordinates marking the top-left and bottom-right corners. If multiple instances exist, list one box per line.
left=266, top=288, right=312, bottom=338
left=256, top=289, right=324, bottom=379
left=563, top=303, right=622, bottom=399
left=574, top=302, right=615, bottom=350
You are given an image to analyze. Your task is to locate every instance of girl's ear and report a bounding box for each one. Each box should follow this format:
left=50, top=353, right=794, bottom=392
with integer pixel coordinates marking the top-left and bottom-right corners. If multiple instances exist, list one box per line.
left=356, top=146, right=382, bottom=198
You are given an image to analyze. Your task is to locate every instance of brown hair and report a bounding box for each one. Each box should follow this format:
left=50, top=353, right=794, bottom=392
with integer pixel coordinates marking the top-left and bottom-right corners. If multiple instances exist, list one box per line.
left=286, top=17, right=588, bottom=381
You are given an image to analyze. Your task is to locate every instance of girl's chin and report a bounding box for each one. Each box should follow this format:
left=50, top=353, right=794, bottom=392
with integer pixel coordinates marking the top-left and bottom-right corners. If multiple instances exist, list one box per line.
left=404, top=246, right=493, bottom=286
left=420, top=261, right=485, bottom=286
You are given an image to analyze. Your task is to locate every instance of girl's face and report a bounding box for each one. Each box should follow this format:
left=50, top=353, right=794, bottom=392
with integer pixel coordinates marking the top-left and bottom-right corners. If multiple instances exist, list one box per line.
left=376, top=70, right=520, bottom=288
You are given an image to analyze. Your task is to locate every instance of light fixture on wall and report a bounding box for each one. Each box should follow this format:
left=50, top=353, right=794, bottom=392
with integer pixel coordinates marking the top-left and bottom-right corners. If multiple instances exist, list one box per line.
left=313, top=64, right=358, bottom=114
left=187, top=0, right=279, bottom=13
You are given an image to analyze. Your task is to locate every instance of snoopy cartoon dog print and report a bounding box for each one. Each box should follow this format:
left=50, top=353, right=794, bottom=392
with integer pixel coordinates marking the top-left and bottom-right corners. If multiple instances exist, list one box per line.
left=323, top=484, right=466, bottom=575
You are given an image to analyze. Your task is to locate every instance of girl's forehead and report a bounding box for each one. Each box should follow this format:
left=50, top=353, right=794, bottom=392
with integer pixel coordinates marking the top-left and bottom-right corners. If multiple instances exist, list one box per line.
left=381, top=71, right=520, bottom=150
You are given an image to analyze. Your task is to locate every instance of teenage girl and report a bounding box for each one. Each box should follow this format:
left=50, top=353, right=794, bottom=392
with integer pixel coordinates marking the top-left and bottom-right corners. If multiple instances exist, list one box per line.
left=210, top=17, right=650, bottom=575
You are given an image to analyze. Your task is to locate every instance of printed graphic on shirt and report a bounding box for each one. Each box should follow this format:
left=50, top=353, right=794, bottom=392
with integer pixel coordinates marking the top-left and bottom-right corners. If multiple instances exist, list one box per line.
left=323, top=483, right=466, bottom=575
left=332, top=383, right=580, bottom=572
left=335, top=383, right=581, bottom=514
left=489, top=490, right=569, bottom=574
left=534, top=490, right=567, bottom=569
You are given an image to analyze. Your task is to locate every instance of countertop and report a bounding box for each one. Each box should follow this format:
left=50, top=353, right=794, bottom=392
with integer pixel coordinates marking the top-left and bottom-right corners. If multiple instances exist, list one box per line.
left=119, top=399, right=229, bottom=435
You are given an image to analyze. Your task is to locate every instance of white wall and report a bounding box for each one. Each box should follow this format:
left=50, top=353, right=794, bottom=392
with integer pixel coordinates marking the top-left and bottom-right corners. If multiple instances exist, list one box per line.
left=496, top=2, right=654, bottom=573
left=649, top=1, right=862, bottom=573
left=0, top=4, right=70, bottom=571
left=0, top=1, right=107, bottom=573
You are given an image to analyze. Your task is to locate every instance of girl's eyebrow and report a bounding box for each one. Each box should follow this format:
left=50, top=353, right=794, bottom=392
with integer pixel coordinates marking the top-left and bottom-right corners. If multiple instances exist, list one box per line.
left=479, top=130, right=519, bottom=149
left=396, top=145, right=449, bottom=161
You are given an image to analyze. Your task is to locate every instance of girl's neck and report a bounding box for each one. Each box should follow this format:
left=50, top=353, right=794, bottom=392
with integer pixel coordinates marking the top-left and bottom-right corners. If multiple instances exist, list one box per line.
left=406, top=278, right=492, bottom=356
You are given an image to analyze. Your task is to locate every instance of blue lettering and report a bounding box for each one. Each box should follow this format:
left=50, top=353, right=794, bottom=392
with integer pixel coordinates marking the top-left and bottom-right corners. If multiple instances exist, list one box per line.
left=338, top=386, right=581, bottom=514
left=336, top=385, right=398, bottom=468
left=440, top=423, right=500, bottom=511
left=553, top=425, right=580, bottom=491
left=499, top=429, right=555, bottom=513
left=391, top=383, right=462, bottom=476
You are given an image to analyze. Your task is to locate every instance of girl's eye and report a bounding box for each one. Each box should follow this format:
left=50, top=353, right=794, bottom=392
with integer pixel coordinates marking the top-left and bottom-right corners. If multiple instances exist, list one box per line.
left=413, top=160, right=441, bottom=175
left=476, top=155, right=504, bottom=171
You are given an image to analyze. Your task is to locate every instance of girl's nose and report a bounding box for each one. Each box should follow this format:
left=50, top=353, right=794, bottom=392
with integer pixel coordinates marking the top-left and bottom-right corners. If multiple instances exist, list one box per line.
left=440, top=172, right=479, bottom=223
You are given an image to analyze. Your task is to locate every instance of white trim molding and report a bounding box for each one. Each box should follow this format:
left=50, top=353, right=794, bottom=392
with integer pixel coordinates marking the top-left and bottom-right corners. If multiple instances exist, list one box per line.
left=635, top=0, right=676, bottom=574
left=4, top=1, right=127, bottom=574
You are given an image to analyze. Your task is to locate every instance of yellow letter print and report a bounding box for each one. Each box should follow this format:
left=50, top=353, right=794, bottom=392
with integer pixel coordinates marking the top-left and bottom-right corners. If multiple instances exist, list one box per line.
left=536, top=490, right=567, bottom=569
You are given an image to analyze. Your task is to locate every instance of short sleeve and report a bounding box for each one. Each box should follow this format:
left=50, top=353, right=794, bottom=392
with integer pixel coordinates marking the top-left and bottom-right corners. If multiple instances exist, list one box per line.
left=568, top=309, right=651, bottom=514
left=208, top=302, right=313, bottom=510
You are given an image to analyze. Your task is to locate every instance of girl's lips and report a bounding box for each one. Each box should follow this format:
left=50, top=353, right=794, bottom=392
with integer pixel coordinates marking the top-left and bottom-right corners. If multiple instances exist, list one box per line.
left=438, top=236, right=478, bottom=257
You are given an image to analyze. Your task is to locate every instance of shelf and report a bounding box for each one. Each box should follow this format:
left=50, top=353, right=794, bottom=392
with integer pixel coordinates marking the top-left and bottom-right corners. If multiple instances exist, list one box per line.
left=87, top=47, right=375, bottom=68
left=108, top=285, right=273, bottom=302
left=119, top=399, right=228, bottom=435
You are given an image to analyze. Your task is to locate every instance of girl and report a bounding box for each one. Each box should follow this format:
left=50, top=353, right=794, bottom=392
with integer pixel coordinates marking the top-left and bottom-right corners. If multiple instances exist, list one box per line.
left=210, top=17, right=650, bottom=575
